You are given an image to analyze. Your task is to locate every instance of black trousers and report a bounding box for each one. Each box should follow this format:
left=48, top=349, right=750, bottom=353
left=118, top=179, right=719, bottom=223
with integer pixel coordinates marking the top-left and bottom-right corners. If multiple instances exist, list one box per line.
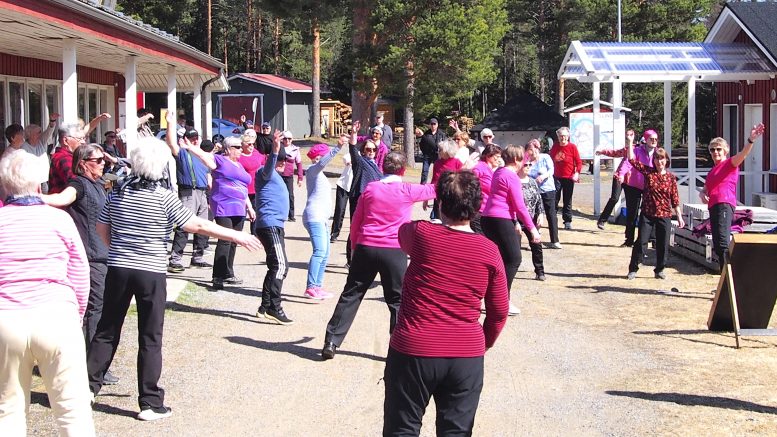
left=554, top=177, right=575, bottom=225
left=213, top=216, right=245, bottom=280
left=87, top=266, right=167, bottom=409
left=345, top=195, right=360, bottom=263
left=325, top=245, right=407, bottom=347
left=522, top=225, right=544, bottom=275
left=83, top=261, right=108, bottom=348
left=622, top=184, right=643, bottom=246
left=383, top=347, right=484, bottom=437
left=331, top=186, right=350, bottom=241
left=282, top=175, right=295, bottom=219
left=598, top=177, right=623, bottom=224
left=629, top=215, right=671, bottom=273
left=481, top=216, right=521, bottom=293
left=255, top=226, right=288, bottom=311
left=540, top=191, right=559, bottom=244
left=709, top=203, right=734, bottom=272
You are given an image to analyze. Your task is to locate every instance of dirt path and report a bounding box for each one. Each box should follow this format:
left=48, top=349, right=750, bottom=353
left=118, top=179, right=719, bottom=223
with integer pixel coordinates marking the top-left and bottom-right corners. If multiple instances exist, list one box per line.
left=27, top=174, right=777, bottom=436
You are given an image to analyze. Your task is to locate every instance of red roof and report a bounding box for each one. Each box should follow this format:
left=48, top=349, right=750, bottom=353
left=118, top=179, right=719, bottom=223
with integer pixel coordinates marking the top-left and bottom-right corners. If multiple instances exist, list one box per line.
left=232, top=73, right=312, bottom=92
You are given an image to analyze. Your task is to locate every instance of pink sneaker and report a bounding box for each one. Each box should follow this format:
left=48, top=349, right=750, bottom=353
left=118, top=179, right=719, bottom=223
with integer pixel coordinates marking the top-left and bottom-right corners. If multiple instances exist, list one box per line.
left=314, top=286, right=334, bottom=299
left=304, top=287, right=325, bottom=300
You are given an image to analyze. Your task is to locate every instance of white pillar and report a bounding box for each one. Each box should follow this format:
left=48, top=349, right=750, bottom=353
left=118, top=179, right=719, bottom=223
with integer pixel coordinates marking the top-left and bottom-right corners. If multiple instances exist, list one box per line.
left=592, top=82, right=601, bottom=216
left=283, top=91, right=288, bottom=131
left=205, top=87, right=213, bottom=140
left=687, top=78, right=697, bottom=202
left=62, top=41, right=78, bottom=124
left=167, top=65, right=177, bottom=132
left=193, top=75, right=203, bottom=136
left=611, top=80, right=624, bottom=218
left=663, top=82, right=672, bottom=155
left=124, top=56, right=138, bottom=154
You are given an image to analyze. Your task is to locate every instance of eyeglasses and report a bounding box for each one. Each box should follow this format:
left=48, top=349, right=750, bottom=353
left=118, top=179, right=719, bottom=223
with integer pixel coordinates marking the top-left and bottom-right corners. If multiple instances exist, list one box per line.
left=648, top=137, right=658, bottom=141
left=709, top=147, right=725, bottom=153
left=523, top=163, right=533, bottom=168
left=84, top=157, right=104, bottom=164
left=363, top=147, right=376, bottom=152
left=230, top=145, right=242, bottom=149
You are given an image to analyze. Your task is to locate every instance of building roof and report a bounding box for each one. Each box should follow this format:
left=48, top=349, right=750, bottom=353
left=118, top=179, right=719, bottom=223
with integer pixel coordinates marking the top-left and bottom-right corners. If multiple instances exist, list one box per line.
left=706, top=2, right=777, bottom=68
left=558, top=41, right=775, bottom=83
left=0, top=0, right=227, bottom=91
left=472, top=92, right=565, bottom=133
left=231, top=73, right=313, bottom=93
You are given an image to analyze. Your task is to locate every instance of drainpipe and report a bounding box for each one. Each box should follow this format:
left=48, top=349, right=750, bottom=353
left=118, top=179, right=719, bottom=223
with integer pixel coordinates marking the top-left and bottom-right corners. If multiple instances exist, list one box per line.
left=200, top=69, right=224, bottom=138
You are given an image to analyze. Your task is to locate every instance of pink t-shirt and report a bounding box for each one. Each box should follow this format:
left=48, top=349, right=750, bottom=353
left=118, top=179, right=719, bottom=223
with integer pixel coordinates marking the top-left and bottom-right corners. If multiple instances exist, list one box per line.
left=705, top=158, right=739, bottom=207
left=481, top=167, right=536, bottom=231
left=238, top=149, right=266, bottom=195
left=471, top=160, right=494, bottom=213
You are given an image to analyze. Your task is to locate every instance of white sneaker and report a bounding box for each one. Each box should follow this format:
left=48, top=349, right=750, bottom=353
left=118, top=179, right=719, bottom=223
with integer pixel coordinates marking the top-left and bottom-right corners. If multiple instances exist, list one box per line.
left=137, top=406, right=172, bottom=421
left=508, top=302, right=521, bottom=316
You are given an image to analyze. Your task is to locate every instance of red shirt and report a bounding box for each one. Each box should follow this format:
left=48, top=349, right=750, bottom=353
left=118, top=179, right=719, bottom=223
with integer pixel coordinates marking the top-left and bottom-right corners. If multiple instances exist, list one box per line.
left=630, top=159, right=680, bottom=218
left=549, top=142, right=582, bottom=179
left=430, top=157, right=463, bottom=185
left=390, top=221, right=509, bottom=357
left=49, top=147, right=75, bottom=194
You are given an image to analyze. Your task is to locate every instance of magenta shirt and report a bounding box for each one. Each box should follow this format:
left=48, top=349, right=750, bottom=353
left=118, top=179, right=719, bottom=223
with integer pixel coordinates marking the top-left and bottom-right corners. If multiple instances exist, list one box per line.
left=212, top=154, right=251, bottom=217
left=238, top=149, right=266, bottom=195
left=471, top=160, right=494, bottom=213
left=481, top=167, right=536, bottom=231
left=705, top=158, right=739, bottom=208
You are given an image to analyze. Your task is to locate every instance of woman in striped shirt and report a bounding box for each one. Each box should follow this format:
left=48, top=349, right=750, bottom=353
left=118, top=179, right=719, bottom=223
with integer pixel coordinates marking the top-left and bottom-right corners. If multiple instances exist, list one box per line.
left=384, top=170, right=509, bottom=436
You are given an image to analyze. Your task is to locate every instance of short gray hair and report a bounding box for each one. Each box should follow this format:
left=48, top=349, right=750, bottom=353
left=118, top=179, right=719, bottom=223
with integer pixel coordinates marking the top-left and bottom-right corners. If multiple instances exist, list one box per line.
left=556, top=126, right=570, bottom=137
left=383, top=152, right=407, bottom=175
left=61, top=123, right=82, bottom=139
left=437, top=139, right=459, bottom=160
left=0, top=149, right=44, bottom=197
left=24, top=124, right=42, bottom=140
left=223, top=136, right=242, bottom=149
left=131, top=137, right=172, bottom=181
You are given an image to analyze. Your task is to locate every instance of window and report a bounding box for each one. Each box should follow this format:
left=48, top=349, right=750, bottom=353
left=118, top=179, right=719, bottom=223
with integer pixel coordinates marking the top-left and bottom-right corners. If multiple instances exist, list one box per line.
left=28, top=83, right=42, bottom=127
left=9, top=81, right=23, bottom=125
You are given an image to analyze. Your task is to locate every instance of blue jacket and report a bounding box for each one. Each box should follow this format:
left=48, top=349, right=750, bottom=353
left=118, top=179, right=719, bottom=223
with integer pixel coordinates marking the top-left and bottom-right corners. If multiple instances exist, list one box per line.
left=254, top=153, right=289, bottom=229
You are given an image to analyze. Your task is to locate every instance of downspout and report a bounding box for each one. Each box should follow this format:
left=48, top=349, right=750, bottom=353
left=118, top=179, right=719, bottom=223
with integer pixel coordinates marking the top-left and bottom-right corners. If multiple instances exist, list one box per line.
left=200, top=69, right=224, bottom=137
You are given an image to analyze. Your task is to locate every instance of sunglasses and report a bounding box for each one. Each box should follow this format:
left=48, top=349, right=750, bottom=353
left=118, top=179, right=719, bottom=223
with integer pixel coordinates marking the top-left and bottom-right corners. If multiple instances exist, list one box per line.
left=709, top=147, right=725, bottom=153
left=523, top=163, right=533, bottom=168
left=84, top=157, right=104, bottom=164
left=364, top=147, right=376, bottom=152
left=648, top=137, right=658, bottom=141
left=230, top=145, right=242, bottom=149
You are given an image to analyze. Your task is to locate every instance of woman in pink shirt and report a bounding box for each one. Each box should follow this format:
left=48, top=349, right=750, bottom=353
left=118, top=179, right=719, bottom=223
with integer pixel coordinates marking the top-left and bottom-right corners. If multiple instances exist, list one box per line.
left=238, top=129, right=265, bottom=204
left=469, top=144, right=502, bottom=233
left=700, top=123, right=764, bottom=272
left=481, top=145, right=541, bottom=316
left=0, top=151, right=94, bottom=436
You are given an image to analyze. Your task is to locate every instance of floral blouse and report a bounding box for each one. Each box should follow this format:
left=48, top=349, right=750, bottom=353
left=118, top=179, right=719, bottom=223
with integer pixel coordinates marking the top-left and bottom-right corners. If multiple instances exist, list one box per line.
left=520, top=177, right=544, bottom=225
left=629, top=159, right=680, bottom=218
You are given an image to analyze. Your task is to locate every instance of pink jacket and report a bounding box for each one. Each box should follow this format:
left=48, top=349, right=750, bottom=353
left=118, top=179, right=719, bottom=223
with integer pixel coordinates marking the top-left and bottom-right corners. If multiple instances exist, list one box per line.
left=602, top=145, right=653, bottom=190
left=350, top=176, right=437, bottom=250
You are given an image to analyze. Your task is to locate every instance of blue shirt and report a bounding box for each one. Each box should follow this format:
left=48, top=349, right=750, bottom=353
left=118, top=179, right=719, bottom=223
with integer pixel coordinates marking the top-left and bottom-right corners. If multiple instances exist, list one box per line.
left=175, top=148, right=210, bottom=189
left=254, top=153, right=289, bottom=229
left=528, top=153, right=556, bottom=193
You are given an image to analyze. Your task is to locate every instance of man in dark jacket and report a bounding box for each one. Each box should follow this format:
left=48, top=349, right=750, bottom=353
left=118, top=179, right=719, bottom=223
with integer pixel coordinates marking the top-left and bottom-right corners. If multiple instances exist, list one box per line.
left=418, top=118, right=446, bottom=183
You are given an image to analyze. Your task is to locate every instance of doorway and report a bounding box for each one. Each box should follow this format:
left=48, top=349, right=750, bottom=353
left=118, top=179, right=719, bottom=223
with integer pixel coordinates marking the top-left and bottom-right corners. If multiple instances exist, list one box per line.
left=743, top=104, right=763, bottom=205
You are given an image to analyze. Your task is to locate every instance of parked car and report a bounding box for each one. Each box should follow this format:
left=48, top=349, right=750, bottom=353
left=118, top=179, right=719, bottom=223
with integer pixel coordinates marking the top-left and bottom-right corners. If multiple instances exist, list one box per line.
left=154, top=118, right=243, bottom=140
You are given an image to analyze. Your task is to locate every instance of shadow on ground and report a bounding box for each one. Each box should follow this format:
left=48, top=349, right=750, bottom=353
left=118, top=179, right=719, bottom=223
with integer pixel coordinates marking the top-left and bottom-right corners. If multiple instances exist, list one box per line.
left=567, top=284, right=713, bottom=300
left=225, top=335, right=386, bottom=363
left=606, top=390, right=777, bottom=414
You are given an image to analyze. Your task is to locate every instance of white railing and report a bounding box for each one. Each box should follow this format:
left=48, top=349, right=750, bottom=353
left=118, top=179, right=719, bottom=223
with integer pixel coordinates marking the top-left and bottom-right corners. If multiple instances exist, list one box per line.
left=673, top=169, right=771, bottom=206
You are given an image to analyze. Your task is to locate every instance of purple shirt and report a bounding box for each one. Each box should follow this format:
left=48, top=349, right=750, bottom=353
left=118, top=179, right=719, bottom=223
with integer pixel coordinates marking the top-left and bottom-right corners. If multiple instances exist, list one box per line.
left=212, top=154, right=251, bottom=217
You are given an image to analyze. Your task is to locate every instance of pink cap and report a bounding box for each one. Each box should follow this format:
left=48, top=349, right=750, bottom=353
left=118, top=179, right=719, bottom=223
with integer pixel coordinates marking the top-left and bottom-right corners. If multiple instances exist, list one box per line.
left=307, top=143, right=330, bottom=160
left=642, top=129, right=658, bottom=142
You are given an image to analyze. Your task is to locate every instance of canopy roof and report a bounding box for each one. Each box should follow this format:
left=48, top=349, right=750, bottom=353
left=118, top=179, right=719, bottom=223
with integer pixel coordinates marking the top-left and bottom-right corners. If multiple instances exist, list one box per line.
left=558, top=41, right=775, bottom=83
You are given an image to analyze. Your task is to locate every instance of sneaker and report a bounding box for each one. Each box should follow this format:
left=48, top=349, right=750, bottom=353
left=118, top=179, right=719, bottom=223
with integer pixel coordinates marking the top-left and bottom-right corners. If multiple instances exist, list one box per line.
left=314, top=287, right=334, bottom=299
left=212, top=278, right=224, bottom=290
left=224, top=276, right=243, bottom=285
left=597, top=221, right=606, bottom=230
left=256, top=306, right=268, bottom=318
left=627, top=271, right=637, bottom=280
left=103, top=370, right=119, bottom=385
left=508, top=302, right=521, bottom=316
left=190, top=260, right=212, bottom=268
left=304, top=287, right=325, bottom=300
left=536, top=273, right=546, bottom=281
left=265, top=308, right=294, bottom=325
left=655, top=271, right=667, bottom=279
left=550, top=242, right=562, bottom=249
left=564, top=222, right=572, bottom=230
left=137, top=405, right=172, bottom=421
left=167, top=262, right=184, bottom=273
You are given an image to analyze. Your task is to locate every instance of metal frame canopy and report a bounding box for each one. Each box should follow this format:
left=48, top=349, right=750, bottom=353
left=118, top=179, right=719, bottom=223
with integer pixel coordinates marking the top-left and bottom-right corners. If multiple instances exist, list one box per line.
left=557, top=41, right=777, bottom=213
left=558, top=41, right=775, bottom=83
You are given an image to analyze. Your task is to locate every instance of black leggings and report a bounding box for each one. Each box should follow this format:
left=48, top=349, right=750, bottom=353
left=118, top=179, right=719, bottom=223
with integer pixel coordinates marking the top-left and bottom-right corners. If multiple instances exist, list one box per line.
left=481, top=216, right=521, bottom=293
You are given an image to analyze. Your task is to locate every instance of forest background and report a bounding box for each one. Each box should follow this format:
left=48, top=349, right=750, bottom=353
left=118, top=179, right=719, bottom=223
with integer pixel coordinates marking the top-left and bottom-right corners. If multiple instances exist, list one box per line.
left=117, top=0, right=730, bottom=153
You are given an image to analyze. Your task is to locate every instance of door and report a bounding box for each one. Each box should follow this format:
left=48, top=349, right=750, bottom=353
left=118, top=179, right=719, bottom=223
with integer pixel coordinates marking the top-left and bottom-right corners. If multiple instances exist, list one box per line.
left=744, top=104, right=763, bottom=205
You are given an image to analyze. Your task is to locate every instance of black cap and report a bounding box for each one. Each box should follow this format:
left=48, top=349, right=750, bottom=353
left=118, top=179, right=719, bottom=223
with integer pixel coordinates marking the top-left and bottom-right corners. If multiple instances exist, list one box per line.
left=429, top=118, right=438, bottom=124
left=184, top=129, right=199, bottom=139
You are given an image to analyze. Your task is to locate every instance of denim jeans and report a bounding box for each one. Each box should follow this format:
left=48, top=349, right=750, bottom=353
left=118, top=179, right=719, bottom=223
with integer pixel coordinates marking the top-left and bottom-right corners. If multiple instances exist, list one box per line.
left=420, top=157, right=434, bottom=184
left=304, top=221, right=331, bottom=288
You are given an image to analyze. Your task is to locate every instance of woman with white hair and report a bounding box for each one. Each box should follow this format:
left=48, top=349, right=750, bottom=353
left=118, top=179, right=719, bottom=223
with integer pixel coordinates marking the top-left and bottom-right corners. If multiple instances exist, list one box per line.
left=700, top=123, right=765, bottom=272
left=21, top=113, right=59, bottom=193
left=549, top=126, right=582, bottom=230
left=86, top=137, right=262, bottom=421
left=425, top=139, right=463, bottom=219
left=239, top=128, right=265, bottom=205
left=0, top=151, right=95, bottom=436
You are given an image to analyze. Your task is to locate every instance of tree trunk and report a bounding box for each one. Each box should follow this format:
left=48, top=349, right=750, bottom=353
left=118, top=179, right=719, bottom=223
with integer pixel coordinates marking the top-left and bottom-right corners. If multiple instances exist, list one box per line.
left=207, top=0, right=212, bottom=55
left=404, top=57, right=416, bottom=167
left=311, top=15, right=321, bottom=137
left=273, top=18, right=282, bottom=75
left=246, top=0, right=253, bottom=70
left=351, top=0, right=372, bottom=134
left=255, top=12, right=263, bottom=71
left=558, top=78, right=565, bottom=115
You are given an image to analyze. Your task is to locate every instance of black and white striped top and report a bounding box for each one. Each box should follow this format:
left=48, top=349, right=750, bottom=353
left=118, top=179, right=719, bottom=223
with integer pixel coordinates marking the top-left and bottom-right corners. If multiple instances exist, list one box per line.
left=99, top=183, right=193, bottom=273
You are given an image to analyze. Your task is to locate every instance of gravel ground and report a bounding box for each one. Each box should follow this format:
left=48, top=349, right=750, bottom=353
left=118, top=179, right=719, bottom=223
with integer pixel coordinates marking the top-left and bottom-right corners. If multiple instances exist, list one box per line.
left=26, top=170, right=777, bottom=436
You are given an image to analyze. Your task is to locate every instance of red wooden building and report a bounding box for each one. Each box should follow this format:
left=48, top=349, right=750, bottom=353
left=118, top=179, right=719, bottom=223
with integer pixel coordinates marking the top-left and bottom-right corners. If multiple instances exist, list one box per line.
left=0, top=0, right=227, bottom=150
left=708, top=2, right=777, bottom=204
